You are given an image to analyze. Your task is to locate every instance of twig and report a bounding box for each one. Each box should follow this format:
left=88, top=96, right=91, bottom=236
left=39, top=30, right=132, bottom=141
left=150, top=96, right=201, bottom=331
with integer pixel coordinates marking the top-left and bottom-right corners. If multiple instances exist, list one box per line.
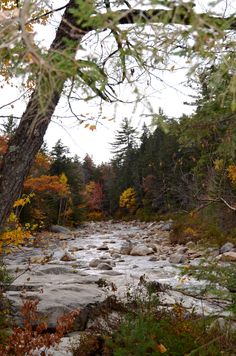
left=0, top=89, right=30, bottom=110
left=9, top=265, right=31, bottom=285
left=26, top=5, right=68, bottom=25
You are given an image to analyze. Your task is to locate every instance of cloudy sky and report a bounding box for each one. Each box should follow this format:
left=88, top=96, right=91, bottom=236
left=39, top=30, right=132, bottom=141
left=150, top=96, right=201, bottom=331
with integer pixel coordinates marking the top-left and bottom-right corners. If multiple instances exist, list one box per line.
left=0, top=0, right=234, bottom=163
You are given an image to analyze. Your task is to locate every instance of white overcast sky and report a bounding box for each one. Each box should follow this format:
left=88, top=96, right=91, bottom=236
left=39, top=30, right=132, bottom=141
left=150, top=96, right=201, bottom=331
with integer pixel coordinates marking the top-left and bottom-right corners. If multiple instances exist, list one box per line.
left=0, top=0, right=235, bottom=163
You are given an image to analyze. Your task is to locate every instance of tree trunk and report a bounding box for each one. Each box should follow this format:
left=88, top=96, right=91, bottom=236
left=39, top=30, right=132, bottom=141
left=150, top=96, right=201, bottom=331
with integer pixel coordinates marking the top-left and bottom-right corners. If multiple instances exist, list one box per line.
left=0, top=0, right=82, bottom=226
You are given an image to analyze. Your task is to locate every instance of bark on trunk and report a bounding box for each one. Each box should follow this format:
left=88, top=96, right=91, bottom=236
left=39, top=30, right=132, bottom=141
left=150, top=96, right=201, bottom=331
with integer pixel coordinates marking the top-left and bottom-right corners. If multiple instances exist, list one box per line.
left=0, top=0, right=83, bottom=226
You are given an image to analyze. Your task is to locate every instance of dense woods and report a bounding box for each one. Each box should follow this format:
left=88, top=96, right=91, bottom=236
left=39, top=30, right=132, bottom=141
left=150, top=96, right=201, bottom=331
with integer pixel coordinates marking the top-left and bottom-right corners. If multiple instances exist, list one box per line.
left=1, top=62, right=235, bottom=232
left=0, top=0, right=236, bottom=225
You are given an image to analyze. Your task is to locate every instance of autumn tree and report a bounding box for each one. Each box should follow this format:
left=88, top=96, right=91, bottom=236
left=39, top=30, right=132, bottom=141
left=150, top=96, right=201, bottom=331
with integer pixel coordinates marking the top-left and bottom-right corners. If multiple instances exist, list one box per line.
left=83, top=181, right=104, bottom=211
left=119, top=187, right=137, bottom=214
left=0, top=0, right=236, bottom=225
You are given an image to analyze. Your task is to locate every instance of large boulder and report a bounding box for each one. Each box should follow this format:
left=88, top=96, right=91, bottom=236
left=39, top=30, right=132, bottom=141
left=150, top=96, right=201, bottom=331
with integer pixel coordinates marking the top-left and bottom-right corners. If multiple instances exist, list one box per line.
left=130, top=245, right=153, bottom=256
left=6, top=272, right=105, bottom=331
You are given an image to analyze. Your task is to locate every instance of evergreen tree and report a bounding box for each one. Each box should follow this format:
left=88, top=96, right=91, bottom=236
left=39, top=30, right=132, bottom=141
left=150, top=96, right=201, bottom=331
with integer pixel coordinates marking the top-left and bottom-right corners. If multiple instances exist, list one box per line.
left=111, top=118, right=139, bottom=164
left=82, top=154, right=99, bottom=183
left=50, top=140, right=70, bottom=176
left=0, top=116, right=17, bottom=135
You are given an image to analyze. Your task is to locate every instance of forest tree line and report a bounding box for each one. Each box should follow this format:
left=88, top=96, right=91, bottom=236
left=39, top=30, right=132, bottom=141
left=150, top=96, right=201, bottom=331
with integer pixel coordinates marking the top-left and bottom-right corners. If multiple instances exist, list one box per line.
left=1, top=65, right=235, bottom=230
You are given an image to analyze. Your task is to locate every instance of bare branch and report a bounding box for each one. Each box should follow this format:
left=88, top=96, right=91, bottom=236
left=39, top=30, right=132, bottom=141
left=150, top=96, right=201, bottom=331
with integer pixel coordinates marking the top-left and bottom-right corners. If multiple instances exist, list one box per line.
left=197, top=196, right=236, bottom=212
left=0, top=90, right=30, bottom=111
left=26, top=5, right=68, bottom=25
left=220, top=197, right=236, bottom=211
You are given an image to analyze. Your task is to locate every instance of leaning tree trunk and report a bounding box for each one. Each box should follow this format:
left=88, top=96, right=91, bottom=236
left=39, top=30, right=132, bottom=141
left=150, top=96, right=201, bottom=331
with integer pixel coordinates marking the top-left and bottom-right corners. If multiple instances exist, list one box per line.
left=0, top=0, right=83, bottom=226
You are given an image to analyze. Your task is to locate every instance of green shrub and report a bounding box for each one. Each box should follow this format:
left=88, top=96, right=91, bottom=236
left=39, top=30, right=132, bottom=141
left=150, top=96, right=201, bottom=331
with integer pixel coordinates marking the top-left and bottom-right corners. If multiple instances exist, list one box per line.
left=0, top=260, right=13, bottom=345
left=170, top=204, right=236, bottom=246
left=72, top=279, right=236, bottom=355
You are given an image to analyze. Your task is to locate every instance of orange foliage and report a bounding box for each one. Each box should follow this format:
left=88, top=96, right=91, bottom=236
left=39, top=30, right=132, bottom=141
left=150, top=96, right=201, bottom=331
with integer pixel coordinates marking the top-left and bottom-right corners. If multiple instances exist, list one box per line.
left=86, top=210, right=104, bottom=221
left=227, top=164, right=236, bottom=183
left=83, top=181, right=103, bottom=211
left=0, top=136, right=8, bottom=155
left=0, top=297, right=80, bottom=356
left=24, top=175, right=70, bottom=196
left=31, top=152, right=51, bottom=175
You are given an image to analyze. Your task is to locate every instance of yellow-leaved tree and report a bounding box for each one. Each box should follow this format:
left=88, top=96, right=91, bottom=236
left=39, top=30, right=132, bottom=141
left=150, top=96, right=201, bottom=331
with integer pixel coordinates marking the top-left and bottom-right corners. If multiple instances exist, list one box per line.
left=119, top=187, right=137, bottom=214
left=0, top=194, right=34, bottom=254
left=227, top=165, right=236, bottom=184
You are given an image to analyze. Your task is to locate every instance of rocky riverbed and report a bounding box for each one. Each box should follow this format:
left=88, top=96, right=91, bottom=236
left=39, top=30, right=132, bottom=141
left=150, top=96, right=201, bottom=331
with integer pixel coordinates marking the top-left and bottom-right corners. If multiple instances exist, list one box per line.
left=3, top=220, right=235, bottom=355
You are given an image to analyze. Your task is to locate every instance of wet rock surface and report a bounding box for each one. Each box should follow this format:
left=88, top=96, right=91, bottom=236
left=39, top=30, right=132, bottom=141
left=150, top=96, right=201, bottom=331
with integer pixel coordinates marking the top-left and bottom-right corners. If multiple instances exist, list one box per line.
left=3, top=220, right=232, bottom=355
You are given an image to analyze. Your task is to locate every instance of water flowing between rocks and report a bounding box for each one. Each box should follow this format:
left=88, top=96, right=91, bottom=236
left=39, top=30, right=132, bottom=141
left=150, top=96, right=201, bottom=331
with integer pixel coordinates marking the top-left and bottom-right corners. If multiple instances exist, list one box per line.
left=3, top=221, right=232, bottom=355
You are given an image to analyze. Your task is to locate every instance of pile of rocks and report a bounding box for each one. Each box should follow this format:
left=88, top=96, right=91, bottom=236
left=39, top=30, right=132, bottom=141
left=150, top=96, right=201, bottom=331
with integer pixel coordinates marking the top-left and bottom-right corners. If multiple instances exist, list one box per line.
left=2, top=220, right=235, bottom=355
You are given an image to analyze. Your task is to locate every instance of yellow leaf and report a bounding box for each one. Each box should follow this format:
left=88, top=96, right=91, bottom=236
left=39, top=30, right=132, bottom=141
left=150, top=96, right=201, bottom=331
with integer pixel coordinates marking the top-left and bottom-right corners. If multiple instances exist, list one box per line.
left=89, top=125, right=96, bottom=131
left=156, top=344, right=167, bottom=353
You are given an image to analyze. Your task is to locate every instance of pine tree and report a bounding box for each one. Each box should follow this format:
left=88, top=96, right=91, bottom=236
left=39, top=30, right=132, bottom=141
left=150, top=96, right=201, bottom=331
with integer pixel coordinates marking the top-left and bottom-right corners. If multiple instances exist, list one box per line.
left=111, top=118, right=138, bottom=164
left=0, top=116, right=17, bottom=135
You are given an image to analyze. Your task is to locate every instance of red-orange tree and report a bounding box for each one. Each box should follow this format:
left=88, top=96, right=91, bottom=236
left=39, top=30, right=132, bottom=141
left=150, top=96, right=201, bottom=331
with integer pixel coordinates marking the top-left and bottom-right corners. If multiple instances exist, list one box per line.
left=83, top=181, right=103, bottom=210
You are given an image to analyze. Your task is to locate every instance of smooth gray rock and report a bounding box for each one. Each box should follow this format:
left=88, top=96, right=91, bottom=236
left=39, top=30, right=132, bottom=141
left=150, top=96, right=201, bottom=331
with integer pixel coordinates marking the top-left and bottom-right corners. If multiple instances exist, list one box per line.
left=51, top=225, right=71, bottom=233
left=112, top=253, right=121, bottom=259
left=160, top=222, right=172, bottom=231
left=7, top=279, right=105, bottom=330
left=97, top=263, right=113, bottom=270
left=89, top=258, right=101, bottom=267
left=169, top=254, right=187, bottom=264
left=130, top=245, right=153, bottom=256
left=220, top=242, right=234, bottom=254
